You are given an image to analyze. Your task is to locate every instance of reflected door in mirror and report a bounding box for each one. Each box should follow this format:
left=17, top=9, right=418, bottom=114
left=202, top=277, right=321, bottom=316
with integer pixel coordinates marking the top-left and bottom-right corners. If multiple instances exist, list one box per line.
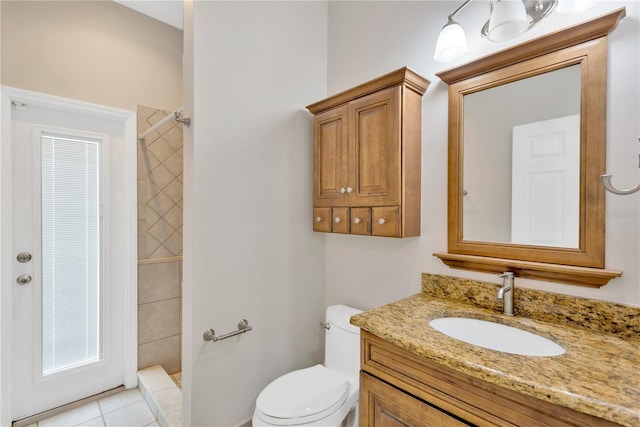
left=511, top=115, right=580, bottom=247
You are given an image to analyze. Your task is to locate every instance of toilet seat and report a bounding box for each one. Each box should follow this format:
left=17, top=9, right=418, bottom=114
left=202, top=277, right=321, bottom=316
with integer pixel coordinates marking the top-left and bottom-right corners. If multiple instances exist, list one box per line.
left=255, top=364, right=351, bottom=425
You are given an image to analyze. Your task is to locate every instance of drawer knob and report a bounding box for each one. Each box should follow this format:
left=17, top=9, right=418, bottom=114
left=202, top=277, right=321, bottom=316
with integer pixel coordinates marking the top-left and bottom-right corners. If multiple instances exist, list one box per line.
left=346, top=187, right=353, bottom=194
left=340, top=187, right=346, bottom=194
left=354, top=218, right=361, bottom=224
left=378, top=218, right=386, bottom=225
left=315, top=216, right=322, bottom=223
left=335, top=217, right=341, bottom=224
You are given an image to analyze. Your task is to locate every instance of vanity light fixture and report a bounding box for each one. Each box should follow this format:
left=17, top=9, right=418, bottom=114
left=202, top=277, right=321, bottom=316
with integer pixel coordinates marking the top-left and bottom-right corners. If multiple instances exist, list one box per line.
left=434, top=0, right=561, bottom=63
left=433, top=1, right=472, bottom=64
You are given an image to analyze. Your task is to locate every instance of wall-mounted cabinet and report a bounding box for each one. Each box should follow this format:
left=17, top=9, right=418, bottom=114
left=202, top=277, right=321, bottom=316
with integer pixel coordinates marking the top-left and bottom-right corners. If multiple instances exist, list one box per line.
left=307, top=67, right=429, bottom=238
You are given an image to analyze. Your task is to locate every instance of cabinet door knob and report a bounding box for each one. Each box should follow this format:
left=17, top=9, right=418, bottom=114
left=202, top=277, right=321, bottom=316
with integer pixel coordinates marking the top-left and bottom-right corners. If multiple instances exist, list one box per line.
left=346, top=187, right=353, bottom=194
left=340, top=187, right=346, bottom=194
left=315, top=216, right=322, bottom=223
left=335, top=217, right=341, bottom=223
left=378, top=218, right=386, bottom=225
left=354, top=218, right=361, bottom=224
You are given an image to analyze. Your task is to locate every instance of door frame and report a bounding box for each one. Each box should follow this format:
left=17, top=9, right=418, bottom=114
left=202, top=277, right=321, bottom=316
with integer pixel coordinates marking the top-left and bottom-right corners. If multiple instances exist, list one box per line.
left=0, top=86, right=138, bottom=425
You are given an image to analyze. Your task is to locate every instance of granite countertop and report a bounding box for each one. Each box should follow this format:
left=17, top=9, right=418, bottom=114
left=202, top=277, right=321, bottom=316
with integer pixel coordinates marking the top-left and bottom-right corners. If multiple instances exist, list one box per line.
left=350, top=275, right=640, bottom=427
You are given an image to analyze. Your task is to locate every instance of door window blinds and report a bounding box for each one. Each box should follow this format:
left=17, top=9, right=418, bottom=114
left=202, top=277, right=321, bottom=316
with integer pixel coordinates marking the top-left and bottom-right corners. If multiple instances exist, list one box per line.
left=40, top=132, right=102, bottom=375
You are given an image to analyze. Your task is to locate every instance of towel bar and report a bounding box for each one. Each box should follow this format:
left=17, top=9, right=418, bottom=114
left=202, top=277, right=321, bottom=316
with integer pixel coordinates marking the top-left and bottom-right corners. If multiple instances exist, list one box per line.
left=203, top=319, right=252, bottom=342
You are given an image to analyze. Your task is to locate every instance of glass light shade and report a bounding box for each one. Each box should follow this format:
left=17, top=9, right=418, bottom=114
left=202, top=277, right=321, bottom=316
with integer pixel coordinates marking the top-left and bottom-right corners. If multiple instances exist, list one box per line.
left=557, top=0, right=599, bottom=14
left=434, top=21, right=468, bottom=64
left=487, top=0, right=529, bottom=42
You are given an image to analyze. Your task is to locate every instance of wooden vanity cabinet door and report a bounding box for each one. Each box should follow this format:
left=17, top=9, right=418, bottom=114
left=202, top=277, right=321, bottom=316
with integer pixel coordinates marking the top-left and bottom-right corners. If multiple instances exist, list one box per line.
left=313, top=207, right=331, bottom=232
left=360, top=372, right=470, bottom=427
left=313, top=106, right=349, bottom=207
left=348, top=87, right=402, bottom=207
left=332, top=207, right=350, bottom=234
left=351, top=207, right=371, bottom=235
left=372, top=206, right=400, bottom=237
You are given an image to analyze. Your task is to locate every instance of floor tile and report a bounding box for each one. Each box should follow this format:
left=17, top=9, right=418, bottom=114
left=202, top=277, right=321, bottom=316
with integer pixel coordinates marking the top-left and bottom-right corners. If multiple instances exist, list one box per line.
left=39, top=402, right=102, bottom=427
left=98, top=388, right=144, bottom=414
left=75, top=416, right=106, bottom=427
left=103, top=401, right=155, bottom=427
left=144, top=423, right=160, bottom=427
left=169, top=373, right=181, bottom=389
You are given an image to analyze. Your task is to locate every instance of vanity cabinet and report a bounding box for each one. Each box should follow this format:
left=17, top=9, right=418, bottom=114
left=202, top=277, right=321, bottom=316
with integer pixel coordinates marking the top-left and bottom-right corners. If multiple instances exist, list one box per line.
left=306, top=67, right=429, bottom=238
left=359, top=331, right=621, bottom=427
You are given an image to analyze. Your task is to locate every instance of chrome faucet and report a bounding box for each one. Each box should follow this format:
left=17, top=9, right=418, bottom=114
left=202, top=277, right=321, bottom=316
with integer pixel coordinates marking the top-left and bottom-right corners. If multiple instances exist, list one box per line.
left=497, top=272, right=515, bottom=316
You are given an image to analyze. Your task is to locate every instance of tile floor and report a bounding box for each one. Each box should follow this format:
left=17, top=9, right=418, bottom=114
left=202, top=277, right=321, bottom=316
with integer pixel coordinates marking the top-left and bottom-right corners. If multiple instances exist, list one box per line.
left=169, top=373, right=181, bottom=389
left=25, top=389, right=157, bottom=427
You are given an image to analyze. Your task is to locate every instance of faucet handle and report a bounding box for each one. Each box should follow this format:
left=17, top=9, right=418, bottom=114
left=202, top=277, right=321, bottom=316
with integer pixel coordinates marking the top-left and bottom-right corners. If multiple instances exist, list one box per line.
left=499, top=271, right=515, bottom=279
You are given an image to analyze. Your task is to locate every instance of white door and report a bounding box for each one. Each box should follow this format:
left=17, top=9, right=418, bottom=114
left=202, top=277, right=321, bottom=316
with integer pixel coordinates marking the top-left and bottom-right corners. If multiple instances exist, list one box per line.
left=511, top=114, right=580, bottom=247
left=9, top=97, right=134, bottom=420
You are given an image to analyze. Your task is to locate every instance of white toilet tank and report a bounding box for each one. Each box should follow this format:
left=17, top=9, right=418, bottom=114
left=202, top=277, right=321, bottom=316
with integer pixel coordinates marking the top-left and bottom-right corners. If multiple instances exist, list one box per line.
left=324, top=305, right=363, bottom=377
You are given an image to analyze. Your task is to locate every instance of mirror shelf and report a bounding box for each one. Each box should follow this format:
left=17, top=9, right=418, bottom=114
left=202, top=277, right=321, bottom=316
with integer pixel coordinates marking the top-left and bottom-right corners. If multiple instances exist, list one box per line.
left=435, top=8, right=626, bottom=287
left=434, top=252, right=621, bottom=288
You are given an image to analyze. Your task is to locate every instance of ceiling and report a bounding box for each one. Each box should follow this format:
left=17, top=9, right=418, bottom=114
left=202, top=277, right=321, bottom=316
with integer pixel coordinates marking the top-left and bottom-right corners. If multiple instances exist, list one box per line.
left=114, top=0, right=183, bottom=30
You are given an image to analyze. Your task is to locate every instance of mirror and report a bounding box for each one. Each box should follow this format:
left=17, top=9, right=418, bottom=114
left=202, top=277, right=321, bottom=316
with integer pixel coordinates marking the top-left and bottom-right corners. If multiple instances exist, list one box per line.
left=435, top=8, right=625, bottom=287
left=462, top=64, right=581, bottom=248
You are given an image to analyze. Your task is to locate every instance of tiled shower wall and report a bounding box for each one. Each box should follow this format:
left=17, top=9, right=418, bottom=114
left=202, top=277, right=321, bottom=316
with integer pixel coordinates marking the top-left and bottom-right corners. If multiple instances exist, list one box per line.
left=137, top=105, right=183, bottom=374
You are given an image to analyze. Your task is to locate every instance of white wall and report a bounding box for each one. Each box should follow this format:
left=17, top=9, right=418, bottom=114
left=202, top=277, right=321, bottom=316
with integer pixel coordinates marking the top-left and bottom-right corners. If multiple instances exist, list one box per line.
left=184, top=1, right=328, bottom=425
left=325, top=1, right=640, bottom=309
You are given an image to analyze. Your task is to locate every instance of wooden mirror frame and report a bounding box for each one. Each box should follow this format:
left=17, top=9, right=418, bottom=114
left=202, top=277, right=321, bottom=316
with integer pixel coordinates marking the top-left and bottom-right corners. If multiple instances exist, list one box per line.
left=434, top=8, right=626, bottom=287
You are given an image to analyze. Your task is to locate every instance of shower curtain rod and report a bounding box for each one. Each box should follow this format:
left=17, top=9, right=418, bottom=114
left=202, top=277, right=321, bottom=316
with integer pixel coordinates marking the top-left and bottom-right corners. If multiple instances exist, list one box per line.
left=138, top=107, right=190, bottom=140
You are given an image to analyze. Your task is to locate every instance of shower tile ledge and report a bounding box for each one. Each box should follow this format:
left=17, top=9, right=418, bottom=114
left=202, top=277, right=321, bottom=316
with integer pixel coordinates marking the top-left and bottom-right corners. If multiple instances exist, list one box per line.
left=138, top=365, right=182, bottom=427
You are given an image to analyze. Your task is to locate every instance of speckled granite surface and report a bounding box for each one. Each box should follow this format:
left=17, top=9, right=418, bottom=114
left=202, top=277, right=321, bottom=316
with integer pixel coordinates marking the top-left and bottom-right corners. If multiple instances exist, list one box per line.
left=351, top=274, right=640, bottom=427
left=421, top=273, right=640, bottom=339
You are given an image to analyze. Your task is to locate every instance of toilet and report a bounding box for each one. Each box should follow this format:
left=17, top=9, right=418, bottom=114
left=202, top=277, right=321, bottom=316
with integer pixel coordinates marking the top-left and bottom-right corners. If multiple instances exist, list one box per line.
left=252, top=305, right=363, bottom=427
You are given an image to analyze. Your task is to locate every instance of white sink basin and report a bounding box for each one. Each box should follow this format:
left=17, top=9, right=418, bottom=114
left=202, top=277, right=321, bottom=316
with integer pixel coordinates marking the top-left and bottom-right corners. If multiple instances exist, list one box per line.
left=429, top=317, right=565, bottom=357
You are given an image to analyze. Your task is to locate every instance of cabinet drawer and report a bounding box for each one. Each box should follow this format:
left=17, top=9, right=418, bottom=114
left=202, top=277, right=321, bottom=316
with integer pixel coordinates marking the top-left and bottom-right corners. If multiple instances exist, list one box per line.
left=332, top=207, right=350, bottom=234
left=360, top=372, right=470, bottom=427
left=372, top=206, right=400, bottom=237
left=312, top=207, right=331, bottom=232
left=351, top=207, right=371, bottom=235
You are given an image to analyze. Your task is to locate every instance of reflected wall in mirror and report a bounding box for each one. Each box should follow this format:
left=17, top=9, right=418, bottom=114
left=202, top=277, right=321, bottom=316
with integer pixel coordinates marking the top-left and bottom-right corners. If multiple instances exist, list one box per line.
left=434, top=8, right=626, bottom=287
left=463, top=65, right=581, bottom=248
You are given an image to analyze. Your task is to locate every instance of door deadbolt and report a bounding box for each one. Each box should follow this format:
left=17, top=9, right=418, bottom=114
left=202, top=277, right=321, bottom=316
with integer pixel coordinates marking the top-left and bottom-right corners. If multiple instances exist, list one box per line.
left=17, top=252, right=32, bottom=263
left=16, top=274, right=32, bottom=285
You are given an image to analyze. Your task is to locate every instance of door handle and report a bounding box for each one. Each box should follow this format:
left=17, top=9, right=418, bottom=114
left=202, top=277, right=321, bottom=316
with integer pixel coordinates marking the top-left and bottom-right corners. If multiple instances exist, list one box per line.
left=16, top=274, right=32, bottom=286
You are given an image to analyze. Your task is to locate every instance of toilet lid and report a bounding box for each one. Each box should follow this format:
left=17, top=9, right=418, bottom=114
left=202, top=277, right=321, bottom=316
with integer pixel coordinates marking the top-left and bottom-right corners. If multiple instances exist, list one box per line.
left=256, top=364, right=350, bottom=424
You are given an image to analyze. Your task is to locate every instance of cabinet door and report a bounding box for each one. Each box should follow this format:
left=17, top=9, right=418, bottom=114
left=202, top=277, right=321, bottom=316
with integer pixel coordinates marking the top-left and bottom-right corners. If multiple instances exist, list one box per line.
left=349, top=86, right=402, bottom=207
left=314, top=106, right=349, bottom=206
left=360, top=372, right=471, bottom=427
